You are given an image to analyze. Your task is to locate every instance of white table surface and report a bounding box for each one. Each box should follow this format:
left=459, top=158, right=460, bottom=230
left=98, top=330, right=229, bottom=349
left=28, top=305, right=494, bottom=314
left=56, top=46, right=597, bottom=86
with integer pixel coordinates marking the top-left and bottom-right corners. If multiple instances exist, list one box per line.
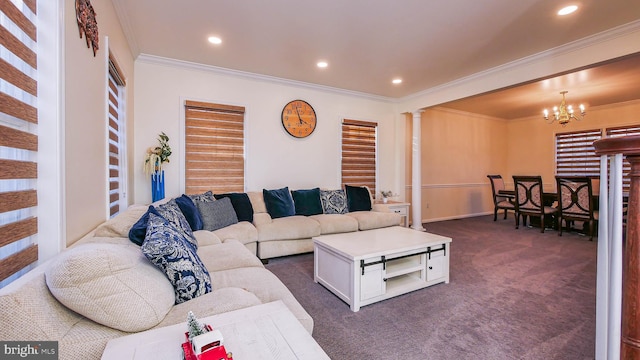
left=101, top=300, right=330, bottom=360
left=313, top=226, right=452, bottom=260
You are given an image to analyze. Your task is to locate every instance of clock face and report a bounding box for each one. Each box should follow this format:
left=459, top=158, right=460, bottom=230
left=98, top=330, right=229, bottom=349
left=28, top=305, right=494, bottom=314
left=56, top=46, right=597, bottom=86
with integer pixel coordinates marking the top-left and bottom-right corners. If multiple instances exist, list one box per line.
left=281, top=100, right=317, bottom=138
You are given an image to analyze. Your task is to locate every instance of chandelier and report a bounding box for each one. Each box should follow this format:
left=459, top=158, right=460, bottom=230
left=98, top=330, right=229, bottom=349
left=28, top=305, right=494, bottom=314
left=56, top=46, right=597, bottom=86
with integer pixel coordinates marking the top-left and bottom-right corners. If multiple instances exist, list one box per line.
left=543, top=91, right=586, bottom=126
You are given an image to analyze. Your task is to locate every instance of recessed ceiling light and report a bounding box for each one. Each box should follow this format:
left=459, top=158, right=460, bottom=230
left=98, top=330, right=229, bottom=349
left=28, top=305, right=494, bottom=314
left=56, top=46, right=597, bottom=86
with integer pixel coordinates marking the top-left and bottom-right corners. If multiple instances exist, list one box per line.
left=317, top=61, right=328, bottom=68
left=557, top=5, right=578, bottom=16
left=208, top=36, right=222, bottom=45
left=392, top=78, right=402, bottom=84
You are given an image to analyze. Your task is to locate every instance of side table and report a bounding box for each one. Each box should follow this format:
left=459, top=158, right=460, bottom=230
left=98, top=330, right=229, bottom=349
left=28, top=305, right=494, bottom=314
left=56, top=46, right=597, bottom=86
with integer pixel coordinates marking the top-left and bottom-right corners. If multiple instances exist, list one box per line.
left=101, top=300, right=329, bottom=360
left=374, top=200, right=410, bottom=227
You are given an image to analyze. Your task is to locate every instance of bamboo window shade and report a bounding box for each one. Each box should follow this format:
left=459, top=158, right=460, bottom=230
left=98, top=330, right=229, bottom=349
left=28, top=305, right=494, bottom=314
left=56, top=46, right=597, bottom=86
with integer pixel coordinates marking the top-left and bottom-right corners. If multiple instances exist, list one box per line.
left=555, top=129, right=602, bottom=179
left=184, top=100, right=245, bottom=195
left=107, top=54, right=125, bottom=217
left=341, top=119, right=377, bottom=197
left=0, top=0, right=39, bottom=285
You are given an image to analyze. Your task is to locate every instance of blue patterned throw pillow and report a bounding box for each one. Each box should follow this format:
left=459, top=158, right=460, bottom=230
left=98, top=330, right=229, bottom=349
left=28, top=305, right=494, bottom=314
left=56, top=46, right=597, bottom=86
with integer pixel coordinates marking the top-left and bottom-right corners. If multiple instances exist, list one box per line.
left=188, top=191, right=216, bottom=203
left=155, top=199, right=198, bottom=249
left=320, top=189, right=348, bottom=214
left=141, top=213, right=212, bottom=304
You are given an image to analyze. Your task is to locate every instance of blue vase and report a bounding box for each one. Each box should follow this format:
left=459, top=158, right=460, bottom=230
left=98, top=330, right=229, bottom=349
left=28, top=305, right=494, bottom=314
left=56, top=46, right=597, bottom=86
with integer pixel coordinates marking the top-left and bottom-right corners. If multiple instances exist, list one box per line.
left=151, top=170, right=165, bottom=202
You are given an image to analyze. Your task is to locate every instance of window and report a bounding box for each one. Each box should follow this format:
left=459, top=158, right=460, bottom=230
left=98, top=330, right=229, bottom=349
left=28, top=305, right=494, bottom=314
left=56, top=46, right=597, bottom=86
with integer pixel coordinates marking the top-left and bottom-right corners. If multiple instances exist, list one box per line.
left=184, top=100, right=245, bottom=194
left=107, top=54, right=126, bottom=217
left=341, top=119, right=377, bottom=196
left=606, top=125, right=640, bottom=193
left=0, top=0, right=39, bottom=287
left=555, top=129, right=602, bottom=178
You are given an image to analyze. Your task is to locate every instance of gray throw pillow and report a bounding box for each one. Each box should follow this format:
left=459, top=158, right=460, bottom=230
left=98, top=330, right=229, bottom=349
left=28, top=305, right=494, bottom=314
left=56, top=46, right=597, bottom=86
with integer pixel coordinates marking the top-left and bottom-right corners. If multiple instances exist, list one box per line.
left=196, top=197, right=239, bottom=231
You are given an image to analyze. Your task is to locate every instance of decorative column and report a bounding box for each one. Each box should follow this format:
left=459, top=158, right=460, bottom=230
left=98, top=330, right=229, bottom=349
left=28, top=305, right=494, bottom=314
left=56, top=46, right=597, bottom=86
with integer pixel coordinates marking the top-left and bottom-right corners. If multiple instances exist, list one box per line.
left=411, top=110, right=425, bottom=231
left=593, top=135, right=640, bottom=360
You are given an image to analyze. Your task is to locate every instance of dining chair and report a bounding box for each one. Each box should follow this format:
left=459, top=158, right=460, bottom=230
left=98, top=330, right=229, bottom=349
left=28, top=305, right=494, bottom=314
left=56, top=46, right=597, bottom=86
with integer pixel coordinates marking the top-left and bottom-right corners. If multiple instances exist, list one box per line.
left=512, top=175, right=558, bottom=233
left=556, top=176, right=598, bottom=240
left=487, top=175, right=515, bottom=221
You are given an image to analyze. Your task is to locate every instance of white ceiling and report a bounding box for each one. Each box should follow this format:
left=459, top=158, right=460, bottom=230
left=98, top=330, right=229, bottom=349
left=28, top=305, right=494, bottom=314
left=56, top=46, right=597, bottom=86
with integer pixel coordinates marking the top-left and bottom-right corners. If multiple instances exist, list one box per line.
left=112, top=0, right=640, bottom=117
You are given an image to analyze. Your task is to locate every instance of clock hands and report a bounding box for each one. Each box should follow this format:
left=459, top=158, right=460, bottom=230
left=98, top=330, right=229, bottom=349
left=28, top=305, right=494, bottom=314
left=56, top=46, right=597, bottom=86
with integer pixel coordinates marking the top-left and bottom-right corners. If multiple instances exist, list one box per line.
left=295, top=106, right=308, bottom=125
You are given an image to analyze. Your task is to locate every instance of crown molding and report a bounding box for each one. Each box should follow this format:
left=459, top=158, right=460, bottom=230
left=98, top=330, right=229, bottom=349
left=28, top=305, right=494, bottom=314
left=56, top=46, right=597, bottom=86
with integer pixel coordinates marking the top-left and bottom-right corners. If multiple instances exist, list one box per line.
left=111, top=0, right=140, bottom=57
left=400, top=19, right=640, bottom=104
left=136, top=54, right=397, bottom=103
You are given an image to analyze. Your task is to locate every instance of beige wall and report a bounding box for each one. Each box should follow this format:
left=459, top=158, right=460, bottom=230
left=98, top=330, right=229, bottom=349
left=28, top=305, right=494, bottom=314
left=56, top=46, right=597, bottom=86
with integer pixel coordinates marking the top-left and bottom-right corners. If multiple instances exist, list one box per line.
left=405, top=100, right=640, bottom=225
left=64, top=1, right=134, bottom=245
left=406, top=108, right=508, bottom=222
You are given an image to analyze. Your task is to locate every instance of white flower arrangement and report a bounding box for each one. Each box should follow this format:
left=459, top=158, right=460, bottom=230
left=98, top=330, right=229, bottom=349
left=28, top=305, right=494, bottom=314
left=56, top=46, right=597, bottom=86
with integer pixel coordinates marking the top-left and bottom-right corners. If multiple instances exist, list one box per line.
left=144, top=132, right=172, bottom=175
left=380, top=190, right=397, bottom=198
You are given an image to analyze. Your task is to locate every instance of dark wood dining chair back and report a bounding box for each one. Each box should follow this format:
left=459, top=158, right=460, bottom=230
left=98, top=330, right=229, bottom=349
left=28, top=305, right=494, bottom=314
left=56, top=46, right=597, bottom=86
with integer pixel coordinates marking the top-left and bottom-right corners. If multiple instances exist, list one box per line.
left=487, top=175, right=515, bottom=221
left=512, top=175, right=557, bottom=233
left=555, top=176, right=598, bottom=240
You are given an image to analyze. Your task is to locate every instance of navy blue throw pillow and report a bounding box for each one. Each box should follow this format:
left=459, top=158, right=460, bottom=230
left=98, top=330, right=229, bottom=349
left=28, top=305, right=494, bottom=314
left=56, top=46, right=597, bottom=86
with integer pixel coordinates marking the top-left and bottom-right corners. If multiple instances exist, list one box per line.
left=263, top=187, right=295, bottom=219
left=175, top=194, right=204, bottom=231
left=345, top=185, right=372, bottom=212
left=291, top=188, right=323, bottom=216
left=214, top=193, right=254, bottom=223
left=128, top=206, right=162, bottom=246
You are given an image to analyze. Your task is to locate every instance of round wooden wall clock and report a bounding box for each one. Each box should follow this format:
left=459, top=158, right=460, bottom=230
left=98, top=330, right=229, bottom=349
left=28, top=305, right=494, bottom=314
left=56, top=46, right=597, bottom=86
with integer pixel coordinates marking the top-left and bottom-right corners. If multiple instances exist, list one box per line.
left=281, top=100, right=317, bottom=138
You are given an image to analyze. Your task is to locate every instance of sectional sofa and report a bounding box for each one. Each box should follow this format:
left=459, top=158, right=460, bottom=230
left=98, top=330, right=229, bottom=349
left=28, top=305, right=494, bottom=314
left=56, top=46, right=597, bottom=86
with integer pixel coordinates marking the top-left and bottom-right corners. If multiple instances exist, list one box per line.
left=0, top=186, right=401, bottom=359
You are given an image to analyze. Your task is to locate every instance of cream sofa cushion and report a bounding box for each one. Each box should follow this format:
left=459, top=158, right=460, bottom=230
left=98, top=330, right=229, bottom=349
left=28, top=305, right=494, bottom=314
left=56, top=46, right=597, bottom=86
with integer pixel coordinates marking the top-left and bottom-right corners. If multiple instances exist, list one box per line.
left=255, top=215, right=321, bottom=241
left=212, top=221, right=259, bottom=244
left=247, top=191, right=267, bottom=213
left=193, top=230, right=223, bottom=246
left=198, top=240, right=264, bottom=272
left=346, top=211, right=402, bottom=230
left=45, top=243, right=175, bottom=332
left=309, top=213, right=359, bottom=234
left=93, top=204, right=147, bottom=238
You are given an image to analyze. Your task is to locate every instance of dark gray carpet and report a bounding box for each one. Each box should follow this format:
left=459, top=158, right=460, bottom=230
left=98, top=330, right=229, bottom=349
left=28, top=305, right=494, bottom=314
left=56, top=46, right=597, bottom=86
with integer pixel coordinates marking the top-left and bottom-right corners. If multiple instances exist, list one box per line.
left=265, top=215, right=597, bottom=360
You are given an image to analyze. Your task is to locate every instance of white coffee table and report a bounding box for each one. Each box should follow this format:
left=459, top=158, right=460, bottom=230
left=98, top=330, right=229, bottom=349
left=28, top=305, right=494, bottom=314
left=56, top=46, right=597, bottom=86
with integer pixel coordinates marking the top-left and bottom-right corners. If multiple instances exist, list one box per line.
left=313, top=226, right=452, bottom=312
left=101, top=300, right=330, bottom=360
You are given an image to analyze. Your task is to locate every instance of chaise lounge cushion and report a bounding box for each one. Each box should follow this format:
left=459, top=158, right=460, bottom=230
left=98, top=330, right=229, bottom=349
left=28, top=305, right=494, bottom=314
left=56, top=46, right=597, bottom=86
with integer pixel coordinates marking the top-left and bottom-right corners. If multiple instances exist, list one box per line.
left=44, top=243, right=175, bottom=332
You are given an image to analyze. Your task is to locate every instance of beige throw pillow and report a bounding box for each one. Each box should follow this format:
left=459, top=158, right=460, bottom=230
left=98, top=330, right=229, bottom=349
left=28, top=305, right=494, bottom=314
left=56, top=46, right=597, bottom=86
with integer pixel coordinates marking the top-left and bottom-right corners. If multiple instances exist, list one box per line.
left=45, top=243, right=175, bottom=332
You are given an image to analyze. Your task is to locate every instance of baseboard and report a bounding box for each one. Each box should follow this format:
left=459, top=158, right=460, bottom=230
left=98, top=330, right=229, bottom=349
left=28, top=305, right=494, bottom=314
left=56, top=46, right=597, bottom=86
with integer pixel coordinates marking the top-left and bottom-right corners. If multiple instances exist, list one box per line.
left=420, top=211, right=494, bottom=224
